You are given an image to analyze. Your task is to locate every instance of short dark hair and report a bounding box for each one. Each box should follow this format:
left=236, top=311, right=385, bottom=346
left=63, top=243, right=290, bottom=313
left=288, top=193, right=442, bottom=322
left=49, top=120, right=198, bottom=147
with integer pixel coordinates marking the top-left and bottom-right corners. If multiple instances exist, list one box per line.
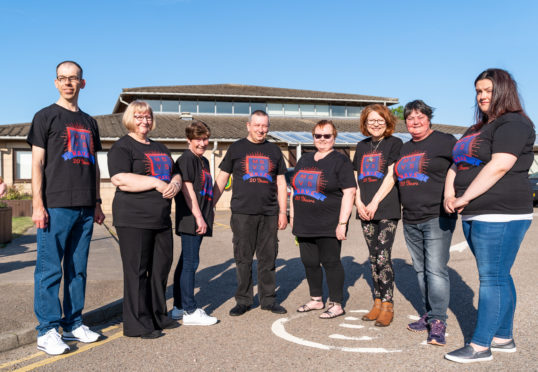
left=185, top=120, right=211, bottom=140
left=249, top=110, right=269, bottom=124
left=474, top=68, right=529, bottom=127
left=312, top=119, right=337, bottom=138
left=403, top=100, right=434, bottom=121
left=56, top=60, right=83, bottom=78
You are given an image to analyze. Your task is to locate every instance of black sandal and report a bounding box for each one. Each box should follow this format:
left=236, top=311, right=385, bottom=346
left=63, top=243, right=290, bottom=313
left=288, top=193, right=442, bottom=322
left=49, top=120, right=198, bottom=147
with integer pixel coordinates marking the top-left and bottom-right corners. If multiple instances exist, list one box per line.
left=297, top=298, right=325, bottom=313
left=319, top=302, right=345, bottom=319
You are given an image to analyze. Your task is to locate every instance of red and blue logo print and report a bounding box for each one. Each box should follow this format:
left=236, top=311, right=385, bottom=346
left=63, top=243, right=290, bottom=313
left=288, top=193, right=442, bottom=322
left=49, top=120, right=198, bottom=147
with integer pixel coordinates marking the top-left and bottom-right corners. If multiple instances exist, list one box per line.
left=358, top=152, right=384, bottom=180
left=145, top=153, right=173, bottom=181
left=242, top=155, right=273, bottom=182
left=453, top=133, right=482, bottom=166
left=395, top=152, right=429, bottom=182
left=62, top=127, right=94, bottom=163
left=200, top=168, right=213, bottom=201
left=292, top=169, right=327, bottom=201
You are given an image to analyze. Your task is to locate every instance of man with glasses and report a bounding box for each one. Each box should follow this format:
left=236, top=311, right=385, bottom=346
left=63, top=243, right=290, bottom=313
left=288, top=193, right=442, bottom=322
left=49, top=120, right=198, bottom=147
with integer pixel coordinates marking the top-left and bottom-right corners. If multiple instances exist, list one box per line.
left=27, top=61, right=104, bottom=355
left=213, top=110, right=288, bottom=316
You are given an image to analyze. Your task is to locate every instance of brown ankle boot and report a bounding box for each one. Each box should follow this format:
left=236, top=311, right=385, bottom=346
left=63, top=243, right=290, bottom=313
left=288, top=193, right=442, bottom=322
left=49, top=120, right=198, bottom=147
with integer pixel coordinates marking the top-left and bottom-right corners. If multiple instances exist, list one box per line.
left=362, top=299, right=382, bottom=321
left=375, top=302, right=394, bottom=327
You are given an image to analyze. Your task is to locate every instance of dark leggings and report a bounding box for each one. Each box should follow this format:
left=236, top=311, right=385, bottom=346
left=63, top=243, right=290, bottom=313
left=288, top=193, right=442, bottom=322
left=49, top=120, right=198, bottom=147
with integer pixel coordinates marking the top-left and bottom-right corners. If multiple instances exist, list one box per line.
left=360, top=219, right=398, bottom=302
left=298, top=236, right=344, bottom=303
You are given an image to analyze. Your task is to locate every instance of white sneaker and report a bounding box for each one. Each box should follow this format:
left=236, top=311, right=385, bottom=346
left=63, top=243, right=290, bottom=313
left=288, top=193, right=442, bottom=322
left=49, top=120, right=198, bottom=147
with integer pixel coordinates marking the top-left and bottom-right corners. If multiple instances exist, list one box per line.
left=37, top=329, right=70, bottom=355
left=62, top=324, right=100, bottom=343
left=170, top=306, right=184, bottom=320
left=182, top=308, right=218, bottom=326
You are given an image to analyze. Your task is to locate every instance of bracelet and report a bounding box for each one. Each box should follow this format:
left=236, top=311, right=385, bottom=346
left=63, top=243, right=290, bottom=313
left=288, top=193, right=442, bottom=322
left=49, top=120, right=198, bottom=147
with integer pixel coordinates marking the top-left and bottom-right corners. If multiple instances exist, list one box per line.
left=338, top=222, right=347, bottom=225
left=172, top=181, right=180, bottom=188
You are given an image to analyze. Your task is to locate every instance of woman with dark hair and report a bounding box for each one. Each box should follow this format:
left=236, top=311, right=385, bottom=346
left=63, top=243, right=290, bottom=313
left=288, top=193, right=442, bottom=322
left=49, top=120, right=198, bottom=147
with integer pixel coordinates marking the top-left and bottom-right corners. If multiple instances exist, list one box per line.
left=353, top=104, right=402, bottom=327
left=444, top=69, right=535, bottom=363
left=290, top=120, right=356, bottom=319
left=395, top=100, right=457, bottom=346
left=170, top=120, right=217, bottom=326
left=108, top=101, right=182, bottom=339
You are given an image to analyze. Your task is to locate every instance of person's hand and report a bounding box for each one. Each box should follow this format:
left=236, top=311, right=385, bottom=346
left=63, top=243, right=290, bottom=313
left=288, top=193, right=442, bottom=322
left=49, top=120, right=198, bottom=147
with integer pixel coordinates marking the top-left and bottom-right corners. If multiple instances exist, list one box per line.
left=278, top=213, right=288, bottom=230
left=452, top=197, right=469, bottom=213
left=32, top=206, right=49, bottom=229
left=195, top=215, right=208, bottom=235
left=356, top=201, right=369, bottom=221
left=443, top=196, right=456, bottom=214
left=94, top=204, right=105, bottom=225
left=155, top=179, right=168, bottom=195
left=161, top=181, right=180, bottom=199
left=365, top=201, right=379, bottom=220
left=336, top=224, right=347, bottom=240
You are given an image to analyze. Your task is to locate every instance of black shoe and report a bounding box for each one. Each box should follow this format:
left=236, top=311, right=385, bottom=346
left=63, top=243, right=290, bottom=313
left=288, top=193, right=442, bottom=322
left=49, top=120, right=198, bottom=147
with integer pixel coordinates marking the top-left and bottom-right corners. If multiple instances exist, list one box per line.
left=162, top=321, right=180, bottom=330
left=491, top=339, right=516, bottom=353
left=140, top=330, right=163, bottom=339
left=445, top=345, right=493, bottom=363
left=261, top=302, right=287, bottom=314
left=229, top=304, right=250, bottom=316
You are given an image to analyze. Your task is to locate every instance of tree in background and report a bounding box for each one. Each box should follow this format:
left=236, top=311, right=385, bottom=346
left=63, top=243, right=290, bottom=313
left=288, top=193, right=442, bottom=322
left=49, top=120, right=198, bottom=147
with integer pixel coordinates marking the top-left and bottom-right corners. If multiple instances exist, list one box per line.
left=391, top=105, right=404, bottom=120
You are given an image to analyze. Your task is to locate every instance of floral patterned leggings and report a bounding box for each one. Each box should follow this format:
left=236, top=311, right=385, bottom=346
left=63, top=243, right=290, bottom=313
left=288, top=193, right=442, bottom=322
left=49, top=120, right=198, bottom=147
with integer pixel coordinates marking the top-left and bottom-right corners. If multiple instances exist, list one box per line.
left=361, top=219, right=398, bottom=303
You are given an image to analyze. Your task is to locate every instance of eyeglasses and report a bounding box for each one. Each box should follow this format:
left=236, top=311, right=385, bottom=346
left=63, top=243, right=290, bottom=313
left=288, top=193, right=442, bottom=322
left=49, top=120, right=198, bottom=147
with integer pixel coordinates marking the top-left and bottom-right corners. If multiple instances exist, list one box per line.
left=56, top=76, right=81, bottom=84
left=314, top=134, right=332, bottom=139
left=367, top=119, right=386, bottom=126
left=134, top=115, right=153, bottom=122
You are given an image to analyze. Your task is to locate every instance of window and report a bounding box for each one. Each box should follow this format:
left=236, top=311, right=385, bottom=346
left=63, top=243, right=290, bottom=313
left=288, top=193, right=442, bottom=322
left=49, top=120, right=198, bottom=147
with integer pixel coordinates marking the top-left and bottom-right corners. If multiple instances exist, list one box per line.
left=331, top=105, right=346, bottom=117
left=216, top=101, right=233, bottom=114
left=267, top=103, right=283, bottom=116
left=347, top=106, right=362, bottom=117
left=14, top=150, right=32, bottom=180
left=146, top=100, right=161, bottom=112
left=234, top=102, right=250, bottom=115
left=180, top=101, right=197, bottom=113
left=251, top=102, right=266, bottom=113
left=171, top=152, right=183, bottom=162
left=315, top=105, right=329, bottom=117
left=162, top=100, right=179, bottom=113
left=97, top=152, right=109, bottom=179
left=198, top=101, right=215, bottom=114
left=300, top=104, right=316, bottom=117
left=284, top=104, right=299, bottom=116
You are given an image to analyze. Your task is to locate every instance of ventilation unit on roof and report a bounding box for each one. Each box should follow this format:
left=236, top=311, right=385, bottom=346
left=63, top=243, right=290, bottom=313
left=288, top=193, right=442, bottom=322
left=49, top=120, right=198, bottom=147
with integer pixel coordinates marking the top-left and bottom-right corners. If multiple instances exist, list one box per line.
left=180, top=112, right=193, bottom=120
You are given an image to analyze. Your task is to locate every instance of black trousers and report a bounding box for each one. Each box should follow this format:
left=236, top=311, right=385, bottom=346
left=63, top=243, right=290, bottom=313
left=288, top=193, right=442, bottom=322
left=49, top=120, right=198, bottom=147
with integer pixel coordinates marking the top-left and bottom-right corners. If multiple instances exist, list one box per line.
left=298, top=236, right=344, bottom=303
left=230, top=214, right=278, bottom=307
left=116, top=227, right=173, bottom=337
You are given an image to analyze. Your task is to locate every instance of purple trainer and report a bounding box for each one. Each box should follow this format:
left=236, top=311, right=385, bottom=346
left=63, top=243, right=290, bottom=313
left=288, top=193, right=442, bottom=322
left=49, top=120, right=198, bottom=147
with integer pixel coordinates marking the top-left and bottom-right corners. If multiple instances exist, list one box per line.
left=407, top=313, right=428, bottom=332
left=427, top=320, right=447, bottom=346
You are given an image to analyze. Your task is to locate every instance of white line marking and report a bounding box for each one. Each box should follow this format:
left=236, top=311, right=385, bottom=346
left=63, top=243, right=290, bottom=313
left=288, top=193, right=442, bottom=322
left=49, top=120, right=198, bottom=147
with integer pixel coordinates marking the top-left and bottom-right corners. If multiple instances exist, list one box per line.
left=408, top=315, right=420, bottom=320
left=450, top=241, right=468, bottom=252
left=339, top=323, right=365, bottom=329
left=421, top=340, right=428, bottom=345
left=344, top=316, right=360, bottom=321
left=349, top=310, right=368, bottom=313
left=271, top=318, right=401, bottom=353
left=329, top=334, right=374, bottom=341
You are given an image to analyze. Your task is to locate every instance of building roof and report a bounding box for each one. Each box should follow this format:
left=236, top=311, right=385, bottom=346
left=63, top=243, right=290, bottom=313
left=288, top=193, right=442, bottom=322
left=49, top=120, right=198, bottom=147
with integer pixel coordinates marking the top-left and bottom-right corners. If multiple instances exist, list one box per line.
left=0, top=114, right=467, bottom=143
left=113, top=84, right=399, bottom=113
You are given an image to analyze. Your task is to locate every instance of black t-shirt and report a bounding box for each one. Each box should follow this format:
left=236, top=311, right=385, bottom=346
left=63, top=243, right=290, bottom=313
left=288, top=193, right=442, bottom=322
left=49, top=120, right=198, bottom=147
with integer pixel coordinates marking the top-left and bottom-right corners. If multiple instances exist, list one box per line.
left=395, top=131, right=457, bottom=224
left=353, top=136, right=402, bottom=220
left=174, top=149, right=215, bottom=236
left=219, top=138, right=286, bottom=215
left=108, top=135, right=174, bottom=229
left=292, top=151, right=356, bottom=237
left=453, top=113, right=535, bottom=215
left=26, top=104, right=102, bottom=208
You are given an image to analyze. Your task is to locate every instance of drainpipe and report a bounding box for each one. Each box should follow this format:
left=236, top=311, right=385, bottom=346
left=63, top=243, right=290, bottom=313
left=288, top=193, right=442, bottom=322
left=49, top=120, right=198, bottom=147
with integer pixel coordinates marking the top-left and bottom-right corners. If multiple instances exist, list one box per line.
left=297, top=144, right=302, bottom=162
left=210, top=140, right=218, bottom=181
left=119, top=96, right=130, bottom=107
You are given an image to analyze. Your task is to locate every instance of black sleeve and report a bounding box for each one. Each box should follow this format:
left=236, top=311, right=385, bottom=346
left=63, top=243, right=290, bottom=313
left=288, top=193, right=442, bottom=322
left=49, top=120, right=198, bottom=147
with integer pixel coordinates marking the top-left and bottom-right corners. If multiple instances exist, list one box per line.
left=388, top=138, right=403, bottom=164
left=337, top=156, right=357, bottom=189
left=352, top=144, right=360, bottom=171
left=26, top=111, right=48, bottom=148
left=178, top=154, right=197, bottom=182
left=492, top=120, right=533, bottom=156
left=219, top=145, right=234, bottom=173
left=107, top=142, right=132, bottom=177
left=276, top=151, right=287, bottom=175
left=92, top=118, right=102, bottom=152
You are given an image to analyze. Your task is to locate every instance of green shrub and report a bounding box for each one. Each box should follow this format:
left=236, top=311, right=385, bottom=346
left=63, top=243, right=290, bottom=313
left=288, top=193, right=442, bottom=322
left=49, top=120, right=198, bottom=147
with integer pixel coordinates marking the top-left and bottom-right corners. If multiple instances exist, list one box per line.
left=1, top=184, right=32, bottom=200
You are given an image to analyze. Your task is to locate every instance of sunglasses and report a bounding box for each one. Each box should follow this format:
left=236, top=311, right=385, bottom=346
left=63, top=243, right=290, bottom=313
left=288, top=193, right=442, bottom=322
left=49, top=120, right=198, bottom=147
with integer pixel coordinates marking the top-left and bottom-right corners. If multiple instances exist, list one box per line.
left=313, top=134, right=332, bottom=139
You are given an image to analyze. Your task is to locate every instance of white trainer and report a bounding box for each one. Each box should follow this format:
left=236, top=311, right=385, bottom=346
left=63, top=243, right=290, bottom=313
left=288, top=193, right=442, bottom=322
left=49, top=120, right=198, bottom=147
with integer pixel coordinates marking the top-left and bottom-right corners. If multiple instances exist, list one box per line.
left=62, top=324, right=100, bottom=343
left=182, top=308, right=218, bottom=326
left=37, top=329, right=70, bottom=355
left=170, top=306, right=184, bottom=320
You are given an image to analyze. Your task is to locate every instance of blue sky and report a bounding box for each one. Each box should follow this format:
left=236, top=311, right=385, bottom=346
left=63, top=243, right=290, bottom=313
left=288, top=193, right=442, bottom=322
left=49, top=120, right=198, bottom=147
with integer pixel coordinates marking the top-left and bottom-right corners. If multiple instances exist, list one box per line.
left=1, top=0, right=537, bottom=127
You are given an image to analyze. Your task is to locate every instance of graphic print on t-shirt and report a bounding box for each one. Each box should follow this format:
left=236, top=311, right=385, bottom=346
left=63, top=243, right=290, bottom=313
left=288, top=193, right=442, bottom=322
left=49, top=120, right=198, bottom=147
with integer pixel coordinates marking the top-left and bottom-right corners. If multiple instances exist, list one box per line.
left=145, top=153, right=172, bottom=181
left=292, top=169, right=327, bottom=201
left=452, top=132, right=482, bottom=168
left=62, top=125, right=95, bottom=164
left=395, top=152, right=429, bottom=186
left=200, top=168, right=213, bottom=201
left=358, top=152, right=385, bottom=181
left=242, top=153, right=274, bottom=183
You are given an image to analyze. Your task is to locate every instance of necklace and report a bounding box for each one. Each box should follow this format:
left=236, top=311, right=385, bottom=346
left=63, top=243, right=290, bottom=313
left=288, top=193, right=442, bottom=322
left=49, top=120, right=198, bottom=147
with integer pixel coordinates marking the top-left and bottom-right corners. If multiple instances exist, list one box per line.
left=370, top=137, right=383, bottom=152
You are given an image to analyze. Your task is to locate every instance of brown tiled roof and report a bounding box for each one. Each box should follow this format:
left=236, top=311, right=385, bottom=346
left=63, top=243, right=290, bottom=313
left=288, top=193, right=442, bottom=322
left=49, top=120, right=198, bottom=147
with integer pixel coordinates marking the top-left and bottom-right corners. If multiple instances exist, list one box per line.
left=0, top=114, right=467, bottom=141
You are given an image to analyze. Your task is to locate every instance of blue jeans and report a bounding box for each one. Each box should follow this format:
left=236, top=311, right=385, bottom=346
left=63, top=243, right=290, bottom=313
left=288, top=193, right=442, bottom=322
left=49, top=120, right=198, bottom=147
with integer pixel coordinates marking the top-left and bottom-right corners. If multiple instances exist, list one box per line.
left=173, top=234, right=203, bottom=313
left=34, top=207, right=94, bottom=336
left=463, top=219, right=531, bottom=347
left=403, top=216, right=456, bottom=323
